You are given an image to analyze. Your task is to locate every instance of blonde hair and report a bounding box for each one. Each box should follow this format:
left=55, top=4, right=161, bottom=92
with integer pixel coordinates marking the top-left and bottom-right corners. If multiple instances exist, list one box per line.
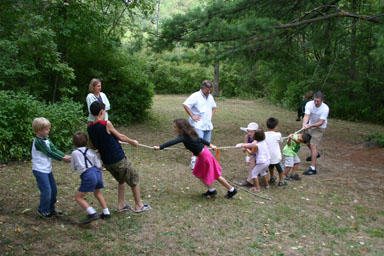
left=88, top=78, right=101, bottom=93
left=32, top=117, right=51, bottom=133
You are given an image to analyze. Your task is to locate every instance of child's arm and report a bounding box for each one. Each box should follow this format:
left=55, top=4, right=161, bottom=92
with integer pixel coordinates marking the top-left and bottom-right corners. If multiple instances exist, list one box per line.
left=249, top=144, right=258, bottom=155
left=70, top=151, right=80, bottom=170
left=209, top=143, right=217, bottom=151
left=35, top=137, right=70, bottom=162
left=106, top=121, right=139, bottom=147
left=236, top=142, right=255, bottom=149
left=154, top=137, right=184, bottom=151
left=89, top=149, right=102, bottom=169
left=287, top=134, right=293, bottom=146
left=242, top=135, right=249, bottom=152
left=88, top=138, right=96, bottom=150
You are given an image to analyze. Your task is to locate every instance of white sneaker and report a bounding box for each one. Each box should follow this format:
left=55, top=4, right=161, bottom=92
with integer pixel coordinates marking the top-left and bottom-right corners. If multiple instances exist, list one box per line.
left=189, top=157, right=196, bottom=169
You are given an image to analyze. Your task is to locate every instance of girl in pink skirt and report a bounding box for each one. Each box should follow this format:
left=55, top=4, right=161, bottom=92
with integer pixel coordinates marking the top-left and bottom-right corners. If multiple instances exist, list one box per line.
left=154, top=118, right=237, bottom=198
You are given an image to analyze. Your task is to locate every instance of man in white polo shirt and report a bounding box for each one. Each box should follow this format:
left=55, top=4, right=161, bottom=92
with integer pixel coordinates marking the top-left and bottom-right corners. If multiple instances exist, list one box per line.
left=302, top=91, right=329, bottom=175
left=183, top=80, right=217, bottom=169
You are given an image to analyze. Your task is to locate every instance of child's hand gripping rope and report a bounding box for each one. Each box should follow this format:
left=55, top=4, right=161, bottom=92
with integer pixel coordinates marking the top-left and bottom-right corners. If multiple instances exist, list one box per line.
left=282, top=127, right=307, bottom=140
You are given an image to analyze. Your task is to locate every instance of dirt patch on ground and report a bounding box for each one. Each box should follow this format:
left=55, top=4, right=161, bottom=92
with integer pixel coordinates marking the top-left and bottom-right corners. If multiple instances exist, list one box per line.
left=319, top=135, right=384, bottom=193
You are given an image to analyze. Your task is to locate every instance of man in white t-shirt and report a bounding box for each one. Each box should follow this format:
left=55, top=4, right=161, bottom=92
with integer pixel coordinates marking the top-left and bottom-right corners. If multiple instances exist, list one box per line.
left=183, top=80, right=217, bottom=169
left=302, top=91, right=329, bottom=175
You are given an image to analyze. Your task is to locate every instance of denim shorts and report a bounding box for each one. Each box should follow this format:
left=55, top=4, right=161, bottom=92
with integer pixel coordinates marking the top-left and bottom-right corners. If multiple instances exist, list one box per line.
left=79, top=167, right=104, bottom=192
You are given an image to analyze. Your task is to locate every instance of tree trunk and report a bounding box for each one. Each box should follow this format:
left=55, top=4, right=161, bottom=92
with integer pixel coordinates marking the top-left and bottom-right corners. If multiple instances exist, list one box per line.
left=52, top=72, right=59, bottom=103
left=349, top=0, right=357, bottom=80
left=213, top=62, right=219, bottom=97
left=156, top=0, right=161, bottom=38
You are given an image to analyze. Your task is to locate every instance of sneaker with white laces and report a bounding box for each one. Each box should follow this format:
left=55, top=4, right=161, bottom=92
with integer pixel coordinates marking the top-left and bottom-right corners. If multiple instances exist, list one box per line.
left=37, top=209, right=52, bottom=219
left=50, top=209, right=64, bottom=217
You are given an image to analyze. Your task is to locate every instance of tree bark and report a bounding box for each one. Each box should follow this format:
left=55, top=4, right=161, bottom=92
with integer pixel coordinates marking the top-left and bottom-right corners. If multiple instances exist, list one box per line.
left=213, top=62, right=220, bottom=97
left=349, top=0, right=358, bottom=80
left=156, top=0, right=161, bottom=38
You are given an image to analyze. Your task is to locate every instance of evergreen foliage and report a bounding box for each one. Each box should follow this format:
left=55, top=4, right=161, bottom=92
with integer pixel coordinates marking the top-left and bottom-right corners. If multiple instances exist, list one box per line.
left=152, top=0, right=384, bottom=123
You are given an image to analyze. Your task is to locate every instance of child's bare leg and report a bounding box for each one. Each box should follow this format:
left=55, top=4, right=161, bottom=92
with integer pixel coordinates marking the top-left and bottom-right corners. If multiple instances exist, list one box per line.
left=252, top=178, right=260, bottom=190
left=216, top=176, right=233, bottom=190
left=269, top=167, right=275, bottom=180
left=131, top=185, right=144, bottom=211
left=283, top=167, right=292, bottom=177
left=263, top=175, right=269, bottom=188
left=75, top=191, right=89, bottom=210
left=247, top=158, right=256, bottom=184
left=278, top=172, right=284, bottom=182
left=93, top=189, right=107, bottom=209
left=291, top=163, right=299, bottom=175
left=117, top=183, right=126, bottom=210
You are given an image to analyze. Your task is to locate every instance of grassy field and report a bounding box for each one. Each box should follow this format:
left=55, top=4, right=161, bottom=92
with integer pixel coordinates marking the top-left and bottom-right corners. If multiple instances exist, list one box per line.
left=1, top=95, right=384, bottom=255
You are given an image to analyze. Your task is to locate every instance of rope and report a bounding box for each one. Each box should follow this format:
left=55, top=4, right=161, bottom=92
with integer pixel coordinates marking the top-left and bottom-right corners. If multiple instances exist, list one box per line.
left=120, top=142, right=240, bottom=151
left=282, top=127, right=307, bottom=140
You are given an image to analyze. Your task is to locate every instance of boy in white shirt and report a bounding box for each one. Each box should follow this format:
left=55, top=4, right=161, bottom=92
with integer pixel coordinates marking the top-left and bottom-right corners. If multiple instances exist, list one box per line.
left=264, top=118, right=286, bottom=186
left=71, top=131, right=110, bottom=224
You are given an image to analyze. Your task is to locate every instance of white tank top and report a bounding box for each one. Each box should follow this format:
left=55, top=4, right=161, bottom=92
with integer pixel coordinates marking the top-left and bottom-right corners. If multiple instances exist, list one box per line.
left=255, top=140, right=270, bottom=164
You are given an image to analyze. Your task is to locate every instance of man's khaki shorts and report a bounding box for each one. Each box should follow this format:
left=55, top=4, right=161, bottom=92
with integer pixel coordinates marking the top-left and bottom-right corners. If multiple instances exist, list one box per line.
left=105, top=157, right=139, bottom=187
left=306, top=128, right=325, bottom=146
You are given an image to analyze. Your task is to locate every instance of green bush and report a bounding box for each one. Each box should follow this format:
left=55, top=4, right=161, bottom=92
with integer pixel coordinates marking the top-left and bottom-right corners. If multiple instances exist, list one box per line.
left=146, top=58, right=210, bottom=94
left=103, top=56, right=155, bottom=125
left=0, top=91, right=85, bottom=163
left=365, top=133, right=384, bottom=148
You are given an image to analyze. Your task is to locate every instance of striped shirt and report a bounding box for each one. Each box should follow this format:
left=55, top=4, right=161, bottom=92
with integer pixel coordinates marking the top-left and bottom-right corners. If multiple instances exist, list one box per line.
left=31, top=137, right=64, bottom=173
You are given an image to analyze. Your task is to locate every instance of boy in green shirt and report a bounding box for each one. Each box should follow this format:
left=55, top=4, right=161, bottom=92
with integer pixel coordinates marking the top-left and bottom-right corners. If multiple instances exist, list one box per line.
left=31, top=117, right=71, bottom=219
left=282, top=133, right=311, bottom=181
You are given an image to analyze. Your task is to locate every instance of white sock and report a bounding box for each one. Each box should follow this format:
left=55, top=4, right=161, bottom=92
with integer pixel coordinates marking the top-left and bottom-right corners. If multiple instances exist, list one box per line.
left=86, top=206, right=96, bottom=215
left=103, top=208, right=110, bottom=215
left=310, top=166, right=316, bottom=170
left=229, top=187, right=234, bottom=192
left=208, top=188, right=216, bottom=192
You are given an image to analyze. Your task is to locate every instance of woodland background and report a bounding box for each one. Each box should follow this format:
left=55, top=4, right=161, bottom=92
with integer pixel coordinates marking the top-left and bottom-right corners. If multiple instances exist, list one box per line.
left=0, top=0, right=383, bottom=162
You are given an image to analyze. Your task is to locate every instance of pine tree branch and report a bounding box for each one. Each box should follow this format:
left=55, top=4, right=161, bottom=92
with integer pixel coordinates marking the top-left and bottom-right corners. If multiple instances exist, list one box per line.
left=275, top=11, right=383, bottom=29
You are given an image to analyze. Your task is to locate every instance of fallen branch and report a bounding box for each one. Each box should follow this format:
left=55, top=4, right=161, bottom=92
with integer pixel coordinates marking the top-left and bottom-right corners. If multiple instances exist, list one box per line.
left=227, top=180, right=272, bottom=201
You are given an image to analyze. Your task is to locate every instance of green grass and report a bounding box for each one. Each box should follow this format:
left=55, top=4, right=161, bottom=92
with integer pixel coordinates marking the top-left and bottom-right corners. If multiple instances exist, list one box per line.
left=1, top=95, right=384, bottom=255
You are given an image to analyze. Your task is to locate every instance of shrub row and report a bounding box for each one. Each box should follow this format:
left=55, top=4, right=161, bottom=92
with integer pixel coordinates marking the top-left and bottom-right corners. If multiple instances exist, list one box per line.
left=0, top=91, right=85, bottom=163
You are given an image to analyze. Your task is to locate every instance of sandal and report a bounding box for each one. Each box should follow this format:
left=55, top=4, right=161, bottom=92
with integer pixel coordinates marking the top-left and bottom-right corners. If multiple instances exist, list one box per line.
left=239, top=180, right=253, bottom=187
left=250, top=187, right=261, bottom=192
left=133, top=203, right=151, bottom=213
left=116, top=203, right=132, bottom=213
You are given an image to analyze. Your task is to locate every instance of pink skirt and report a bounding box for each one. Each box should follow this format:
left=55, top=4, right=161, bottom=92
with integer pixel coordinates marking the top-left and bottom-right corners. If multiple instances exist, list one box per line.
left=192, top=147, right=222, bottom=185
